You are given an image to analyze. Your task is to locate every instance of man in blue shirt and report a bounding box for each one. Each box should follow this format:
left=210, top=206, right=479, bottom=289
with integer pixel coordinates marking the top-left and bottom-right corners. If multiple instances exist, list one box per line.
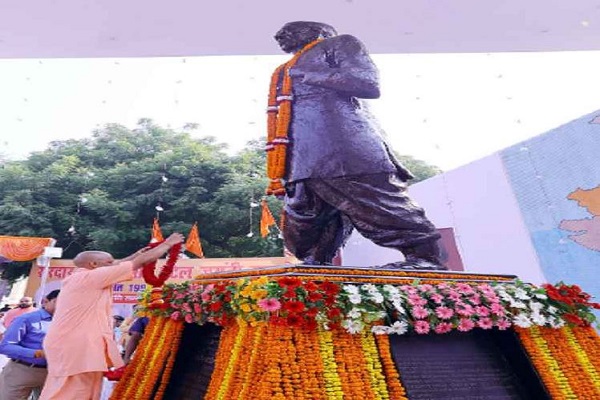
left=123, top=316, right=149, bottom=365
left=0, top=290, right=60, bottom=400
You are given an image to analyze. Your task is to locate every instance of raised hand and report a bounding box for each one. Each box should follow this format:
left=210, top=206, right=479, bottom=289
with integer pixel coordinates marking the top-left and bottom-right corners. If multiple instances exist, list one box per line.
left=165, top=232, right=185, bottom=247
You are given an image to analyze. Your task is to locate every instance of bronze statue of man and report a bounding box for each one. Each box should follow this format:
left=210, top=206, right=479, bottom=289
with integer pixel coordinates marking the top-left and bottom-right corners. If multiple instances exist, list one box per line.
left=269, top=21, right=444, bottom=270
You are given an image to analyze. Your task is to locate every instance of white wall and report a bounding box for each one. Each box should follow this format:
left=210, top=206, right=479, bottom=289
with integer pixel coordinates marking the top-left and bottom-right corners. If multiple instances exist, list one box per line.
left=343, top=153, right=547, bottom=283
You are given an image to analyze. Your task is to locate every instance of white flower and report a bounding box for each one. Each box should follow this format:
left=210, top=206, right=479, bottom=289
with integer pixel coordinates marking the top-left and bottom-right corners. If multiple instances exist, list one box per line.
left=342, top=319, right=364, bottom=334
left=510, top=301, right=527, bottom=309
left=362, top=284, right=378, bottom=293
left=371, top=325, right=390, bottom=335
left=392, top=300, right=406, bottom=314
left=530, top=312, right=547, bottom=326
left=514, top=288, right=530, bottom=300
left=498, top=290, right=513, bottom=302
left=534, top=293, right=548, bottom=300
left=546, top=306, right=558, bottom=315
left=383, top=285, right=400, bottom=295
left=348, top=293, right=362, bottom=304
left=513, top=314, right=532, bottom=328
left=347, top=308, right=362, bottom=319
left=370, top=292, right=385, bottom=304
left=389, top=293, right=403, bottom=303
left=528, top=301, right=543, bottom=312
left=343, top=284, right=360, bottom=294
left=389, top=321, right=409, bottom=335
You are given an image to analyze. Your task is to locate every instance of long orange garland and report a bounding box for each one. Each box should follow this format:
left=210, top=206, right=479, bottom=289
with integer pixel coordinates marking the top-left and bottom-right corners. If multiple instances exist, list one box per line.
left=515, top=326, right=600, bottom=399
left=117, top=316, right=600, bottom=400
left=265, top=39, right=323, bottom=196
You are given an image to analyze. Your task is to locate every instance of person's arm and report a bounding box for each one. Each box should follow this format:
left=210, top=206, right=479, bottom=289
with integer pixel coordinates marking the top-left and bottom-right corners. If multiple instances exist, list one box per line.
left=291, top=35, right=380, bottom=99
left=0, top=316, right=43, bottom=362
left=84, top=233, right=185, bottom=289
left=123, top=332, right=142, bottom=364
left=118, top=247, right=150, bottom=263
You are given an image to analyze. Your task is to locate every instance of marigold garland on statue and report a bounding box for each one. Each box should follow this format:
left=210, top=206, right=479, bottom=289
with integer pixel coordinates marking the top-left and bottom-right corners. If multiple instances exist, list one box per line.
left=265, top=39, right=323, bottom=196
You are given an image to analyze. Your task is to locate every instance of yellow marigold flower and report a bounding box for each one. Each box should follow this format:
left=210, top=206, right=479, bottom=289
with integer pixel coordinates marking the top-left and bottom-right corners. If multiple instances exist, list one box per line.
left=251, top=276, right=269, bottom=286
left=250, top=289, right=268, bottom=300
left=240, top=303, right=253, bottom=313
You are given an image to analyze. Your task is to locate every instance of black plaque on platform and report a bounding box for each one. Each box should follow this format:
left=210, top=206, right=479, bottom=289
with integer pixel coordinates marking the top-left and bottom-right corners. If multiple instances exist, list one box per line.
left=389, top=330, right=549, bottom=400
left=162, top=323, right=222, bottom=400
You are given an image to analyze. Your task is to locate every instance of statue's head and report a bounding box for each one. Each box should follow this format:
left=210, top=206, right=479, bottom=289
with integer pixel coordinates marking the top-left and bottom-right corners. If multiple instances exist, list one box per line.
left=275, top=21, right=337, bottom=53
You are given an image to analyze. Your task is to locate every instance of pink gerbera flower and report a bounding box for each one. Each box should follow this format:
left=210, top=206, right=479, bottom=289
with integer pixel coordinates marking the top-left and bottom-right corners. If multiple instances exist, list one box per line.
left=430, top=293, right=444, bottom=304
left=496, top=318, right=512, bottom=330
left=469, top=294, right=482, bottom=305
left=475, top=306, right=490, bottom=317
left=490, top=303, right=505, bottom=316
left=411, top=306, right=429, bottom=319
left=184, top=313, right=194, bottom=323
left=408, top=294, right=427, bottom=307
left=456, top=304, right=475, bottom=317
left=447, top=290, right=462, bottom=301
left=434, top=322, right=453, bottom=334
left=414, top=320, right=431, bottom=334
left=170, top=311, right=181, bottom=321
left=258, top=298, right=282, bottom=312
left=457, top=318, right=475, bottom=332
left=435, top=306, right=454, bottom=320
left=478, top=317, right=493, bottom=330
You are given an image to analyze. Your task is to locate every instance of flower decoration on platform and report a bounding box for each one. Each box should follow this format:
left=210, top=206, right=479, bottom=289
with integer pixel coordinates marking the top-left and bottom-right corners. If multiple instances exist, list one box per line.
left=139, top=277, right=599, bottom=335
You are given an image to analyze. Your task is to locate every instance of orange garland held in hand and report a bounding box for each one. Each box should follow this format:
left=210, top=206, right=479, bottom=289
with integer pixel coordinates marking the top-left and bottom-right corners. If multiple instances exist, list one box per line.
left=266, top=39, right=322, bottom=196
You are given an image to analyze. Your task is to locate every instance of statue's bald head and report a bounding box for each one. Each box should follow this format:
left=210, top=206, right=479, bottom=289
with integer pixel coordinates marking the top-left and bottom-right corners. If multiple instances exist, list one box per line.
left=73, top=251, right=115, bottom=269
left=275, top=21, right=337, bottom=53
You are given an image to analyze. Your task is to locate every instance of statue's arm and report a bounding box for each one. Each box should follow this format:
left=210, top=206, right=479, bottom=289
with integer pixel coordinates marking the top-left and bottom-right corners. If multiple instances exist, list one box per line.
left=293, top=35, right=380, bottom=99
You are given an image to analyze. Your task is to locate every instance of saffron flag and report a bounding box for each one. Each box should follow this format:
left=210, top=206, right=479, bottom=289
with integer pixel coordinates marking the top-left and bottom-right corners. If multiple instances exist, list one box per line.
left=151, top=218, right=164, bottom=243
left=260, top=200, right=277, bottom=238
left=185, top=223, right=204, bottom=258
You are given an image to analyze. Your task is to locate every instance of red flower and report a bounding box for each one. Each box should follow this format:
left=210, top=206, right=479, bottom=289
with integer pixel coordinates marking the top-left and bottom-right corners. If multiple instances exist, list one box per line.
left=209, top=301, right=223, bottom=312
left=320, top=281, right=340, bottom=296
left=282, top=300, right=306, bottom=313
left=307, top=292, right=323, bottom=302
left=286, top=314, right=305, bottom=327
left=282, top=288, right=298, bottom=299
left=304, top=281, right=319, bottom=292
left=305, top=308, right=319, bottom=318
left=327, top=308, right=341, bottom=319
left=563, top=313, right=585, bottom=326
left=278, top=277, right=302, bottom=288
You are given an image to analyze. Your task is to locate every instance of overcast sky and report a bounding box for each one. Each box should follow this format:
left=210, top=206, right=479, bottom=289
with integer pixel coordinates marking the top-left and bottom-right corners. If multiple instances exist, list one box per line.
left=0, top=51, right=599, bottom=171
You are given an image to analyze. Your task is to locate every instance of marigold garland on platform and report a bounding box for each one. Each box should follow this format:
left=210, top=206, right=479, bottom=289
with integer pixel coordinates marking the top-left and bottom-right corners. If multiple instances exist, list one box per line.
left=265, top=39, right=322, bottom=195
left=374, top=333, right=408, bottom=400
left=515, top=326, right=600, bottom=399
left=110, top=318, right=184, bottom=400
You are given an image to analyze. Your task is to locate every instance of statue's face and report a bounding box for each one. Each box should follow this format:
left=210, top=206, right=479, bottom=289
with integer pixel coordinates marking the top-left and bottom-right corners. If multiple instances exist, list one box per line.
left=275, top=23, right=317, bottom=54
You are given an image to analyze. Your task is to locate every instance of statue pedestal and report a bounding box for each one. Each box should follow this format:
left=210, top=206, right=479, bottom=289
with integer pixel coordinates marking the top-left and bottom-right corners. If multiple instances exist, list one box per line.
left=111, top=265, right=599, bottom=400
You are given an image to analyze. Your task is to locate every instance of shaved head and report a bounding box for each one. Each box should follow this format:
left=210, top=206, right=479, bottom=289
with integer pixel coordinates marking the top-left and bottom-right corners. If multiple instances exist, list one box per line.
left=73, top=251, right=115, bottom=269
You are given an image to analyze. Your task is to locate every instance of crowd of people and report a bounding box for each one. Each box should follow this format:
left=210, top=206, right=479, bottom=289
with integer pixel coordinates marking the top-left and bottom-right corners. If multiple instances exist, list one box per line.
left=0, top=232, right=183, bottom=400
